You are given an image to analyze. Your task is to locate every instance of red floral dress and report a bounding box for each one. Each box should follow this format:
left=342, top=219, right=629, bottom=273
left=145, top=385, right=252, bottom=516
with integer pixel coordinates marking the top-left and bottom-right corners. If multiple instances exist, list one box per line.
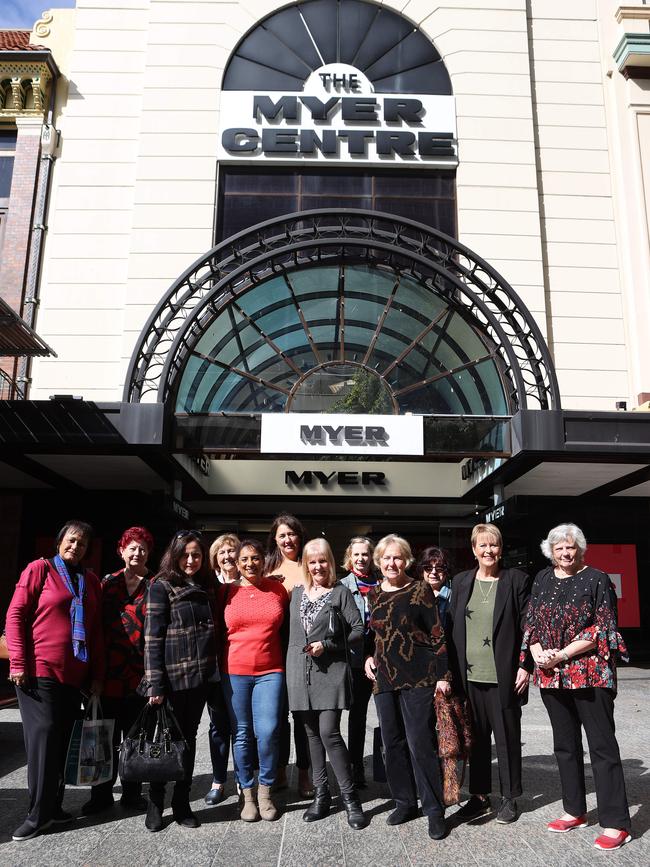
left=520, top=565, right=627, bottom=692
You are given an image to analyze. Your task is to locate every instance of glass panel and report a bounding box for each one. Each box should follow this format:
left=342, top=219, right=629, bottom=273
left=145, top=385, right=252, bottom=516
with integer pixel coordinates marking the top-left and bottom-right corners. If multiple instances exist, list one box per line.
left=302, top=195, right=373, bottom=211
left=396, top=358, right=506, bottom=415
left=0, top=157, right=14, bottom=198
left=0, top=131, right=17, bottom=150
left=373, top=172, right=455, bottom=198
left=289, top=363, right=394, bottom=414
left=302, top=172, right=372, bottom=196
left=222, top=171, right=299, bottom=194
left=375, top=197, right=456, bottom=235
left=219, top=196, right=297, bottom=240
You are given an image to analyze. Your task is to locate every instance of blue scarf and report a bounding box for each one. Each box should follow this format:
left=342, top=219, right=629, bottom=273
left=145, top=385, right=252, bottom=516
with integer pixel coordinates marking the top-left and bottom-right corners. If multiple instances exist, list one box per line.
left=54, top=554, right=88, bottom=662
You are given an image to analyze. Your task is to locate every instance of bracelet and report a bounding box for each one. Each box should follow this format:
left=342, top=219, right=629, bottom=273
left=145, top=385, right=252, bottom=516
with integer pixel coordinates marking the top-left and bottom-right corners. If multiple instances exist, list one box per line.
left=561, top=650, right=569, bottom=663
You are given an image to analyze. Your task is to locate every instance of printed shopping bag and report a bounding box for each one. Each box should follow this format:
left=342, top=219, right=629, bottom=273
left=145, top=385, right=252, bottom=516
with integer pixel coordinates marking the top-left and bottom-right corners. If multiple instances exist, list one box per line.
left=65, top=695, right=115, bottom=786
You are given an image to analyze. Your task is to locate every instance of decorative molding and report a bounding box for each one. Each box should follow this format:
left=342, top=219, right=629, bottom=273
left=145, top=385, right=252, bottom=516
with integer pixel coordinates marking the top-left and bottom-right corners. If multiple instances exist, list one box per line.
left=33, top=10, right=54, bottom=39
left=616, top=5, right=650, bottom=24
left=0, top=61, right=51, bottom=118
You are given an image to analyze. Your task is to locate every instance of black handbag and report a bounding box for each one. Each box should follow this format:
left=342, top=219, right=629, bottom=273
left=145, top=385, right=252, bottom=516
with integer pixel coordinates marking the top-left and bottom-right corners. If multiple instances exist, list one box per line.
left=119, top=702, right=189, bottom=783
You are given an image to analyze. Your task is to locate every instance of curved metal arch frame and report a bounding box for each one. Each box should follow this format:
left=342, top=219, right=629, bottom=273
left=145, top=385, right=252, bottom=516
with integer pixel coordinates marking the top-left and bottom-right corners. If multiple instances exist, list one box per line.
left=124, top=210, right=561, bottom=412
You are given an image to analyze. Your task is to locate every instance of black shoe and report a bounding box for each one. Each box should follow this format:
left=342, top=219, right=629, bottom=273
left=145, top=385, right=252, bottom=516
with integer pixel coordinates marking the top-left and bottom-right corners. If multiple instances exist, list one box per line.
left=172, top=799, right=200, bottom=828
left=428, top=814, right=448, bottom=840
left=386, top=805, right=419, bottom=826
left=52, top=808, right=74, bottom=824
left=204, top=785, right=226, bottom=806
left=120, top=794, right=147, bottom=811
left=352, top=765, right=367, bottom=789
left=455, top=795, right=490, bottom=822
left=496, top=798, right=519, bottom=824
left=303, top=784, right=332, bottom=823
left=12, top=819, right=52, bottom=841
left=341, top=792, right=368, bottom=830
left=81, top=796, right=114, bottom=816
left=145, top=801, right=163, bottom=832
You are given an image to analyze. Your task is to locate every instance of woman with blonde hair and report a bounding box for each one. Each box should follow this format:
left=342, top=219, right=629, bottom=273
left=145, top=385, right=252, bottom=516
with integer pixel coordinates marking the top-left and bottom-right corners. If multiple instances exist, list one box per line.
left=365, top=534, right=450, bottom=841
left=340, top=535, right=378, bottom=786
left=205, top=533, right=240, bottom=806
left=286, top=538, right=367, bottom=829
left=447, top=523, right=532, bottom=825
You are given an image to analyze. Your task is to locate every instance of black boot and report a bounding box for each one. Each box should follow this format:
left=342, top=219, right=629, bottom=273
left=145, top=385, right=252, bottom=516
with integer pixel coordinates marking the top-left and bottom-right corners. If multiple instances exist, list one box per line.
left=302, top=784, right=332, bottom=823
left=341, top=792, right=368, bottom=830
left=145, top=785, right=164, bottom=832
left=171, top=788, right=200, bottom=829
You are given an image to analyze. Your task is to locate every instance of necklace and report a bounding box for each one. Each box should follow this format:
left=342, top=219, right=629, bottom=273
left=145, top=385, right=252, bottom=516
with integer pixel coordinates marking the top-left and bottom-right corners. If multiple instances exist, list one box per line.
left=476, top=577, right=497, bottom=604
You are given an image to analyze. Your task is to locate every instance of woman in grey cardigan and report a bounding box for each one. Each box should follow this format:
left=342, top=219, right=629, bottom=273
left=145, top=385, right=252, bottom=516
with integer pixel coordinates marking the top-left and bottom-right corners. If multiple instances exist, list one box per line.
left=286, top=538, right=368, bottom=830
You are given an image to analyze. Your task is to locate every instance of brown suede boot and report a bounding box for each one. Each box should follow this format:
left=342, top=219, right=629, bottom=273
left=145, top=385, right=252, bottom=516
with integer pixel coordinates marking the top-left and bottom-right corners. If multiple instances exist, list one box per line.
left=257, top=784, right=279, bottom=821
left=240, top=788, right=259, bottom=822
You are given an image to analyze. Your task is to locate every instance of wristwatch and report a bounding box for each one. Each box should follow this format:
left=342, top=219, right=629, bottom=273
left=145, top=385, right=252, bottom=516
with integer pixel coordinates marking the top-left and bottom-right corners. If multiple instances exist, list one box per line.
left=560, top=650, right=569, bottom=663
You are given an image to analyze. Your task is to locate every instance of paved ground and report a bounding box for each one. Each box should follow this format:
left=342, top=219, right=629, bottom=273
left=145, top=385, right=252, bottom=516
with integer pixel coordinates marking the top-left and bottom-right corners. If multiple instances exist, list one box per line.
left=0, top=667, right=647, bottom=866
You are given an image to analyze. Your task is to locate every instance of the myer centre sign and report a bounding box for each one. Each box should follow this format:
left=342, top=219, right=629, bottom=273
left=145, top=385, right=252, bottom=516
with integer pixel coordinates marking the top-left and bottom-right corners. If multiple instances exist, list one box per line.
left=217, top=64, right=457, bottom=167
left=260, top=413, right=424, bottom=456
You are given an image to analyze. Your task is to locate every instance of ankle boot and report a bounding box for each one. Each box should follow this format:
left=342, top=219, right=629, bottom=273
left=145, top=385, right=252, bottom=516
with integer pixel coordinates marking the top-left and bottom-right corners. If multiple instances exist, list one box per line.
left=145, top=798, right=164, bottom=832
left=342, top=792, right=368, bottom=830
left=240, top=787, right=259, bottom=822
left=171, top=795, right=200, bottom=828
left=257, top=784, right=279, bottom=821
left=303, top=784, right=332, bottom=823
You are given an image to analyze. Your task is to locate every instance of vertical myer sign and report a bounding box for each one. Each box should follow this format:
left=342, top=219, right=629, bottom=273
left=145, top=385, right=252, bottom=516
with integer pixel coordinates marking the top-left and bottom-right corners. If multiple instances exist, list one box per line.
left=217, top=64, right=457, bottom=167
left=260, top=414, right=424, bottom=455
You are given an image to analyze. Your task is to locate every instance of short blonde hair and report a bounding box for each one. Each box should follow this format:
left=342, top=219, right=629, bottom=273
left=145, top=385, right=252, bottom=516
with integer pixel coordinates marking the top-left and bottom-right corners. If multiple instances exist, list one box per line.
left=541, top=523, right=587, bottom=564
left=209, top=533, right=241, bottom=571
left=341, top=536, right=374, bottom=572
left=373, top=534, right=414, bottom=569
left=302, top=538, right=338, bottom=589
left=470, top=523, right=503, bottom=550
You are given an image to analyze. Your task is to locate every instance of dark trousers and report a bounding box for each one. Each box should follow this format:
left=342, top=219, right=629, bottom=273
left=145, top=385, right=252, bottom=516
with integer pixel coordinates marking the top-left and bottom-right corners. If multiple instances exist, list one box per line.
left=149, top=686, right=207, bottom=806
left=279, top=686, right=310, bottom=770
left=16, top=677, right=81, bottom=827
left=374, top=686, right=445, bottom=818
left=90, top=693, right=146, bottom=803
left=348, top=667, right=373, bottom=768
left=541, top=687, right=631, bottom=831
left=207, top=685, right=232, bottom=785
left=466, top=681, right=523, bottom=799
left=300, top=709, right=354, bottom=795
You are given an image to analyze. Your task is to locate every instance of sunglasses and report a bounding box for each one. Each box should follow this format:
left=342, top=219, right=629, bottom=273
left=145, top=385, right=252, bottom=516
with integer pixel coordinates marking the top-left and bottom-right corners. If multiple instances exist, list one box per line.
left=175, top=530, right=203, bottom=540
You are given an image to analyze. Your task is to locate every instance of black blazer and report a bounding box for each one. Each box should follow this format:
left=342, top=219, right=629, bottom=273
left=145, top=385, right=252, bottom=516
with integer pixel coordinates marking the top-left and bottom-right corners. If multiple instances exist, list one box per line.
left=447, top=567, right=533, bottom=709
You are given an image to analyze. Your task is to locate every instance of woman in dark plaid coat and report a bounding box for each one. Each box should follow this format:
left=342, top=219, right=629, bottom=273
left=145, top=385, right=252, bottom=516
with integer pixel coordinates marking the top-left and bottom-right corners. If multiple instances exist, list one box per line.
left=140, top=530, right=218, bottom=832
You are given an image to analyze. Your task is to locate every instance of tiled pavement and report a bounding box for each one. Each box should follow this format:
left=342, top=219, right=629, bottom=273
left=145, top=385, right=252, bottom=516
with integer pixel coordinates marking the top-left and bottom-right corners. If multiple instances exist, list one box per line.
left=0, top=667, right=647, bottom=866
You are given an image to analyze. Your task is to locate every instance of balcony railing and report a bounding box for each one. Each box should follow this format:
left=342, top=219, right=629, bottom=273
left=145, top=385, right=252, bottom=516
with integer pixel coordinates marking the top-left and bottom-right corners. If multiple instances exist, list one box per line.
left=0, top=367, right=25, bottom=399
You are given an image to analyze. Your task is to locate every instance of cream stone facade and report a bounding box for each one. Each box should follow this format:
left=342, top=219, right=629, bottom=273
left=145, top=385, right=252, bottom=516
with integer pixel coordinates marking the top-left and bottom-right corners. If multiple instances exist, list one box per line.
left=17, top=0, right=649, bottom=412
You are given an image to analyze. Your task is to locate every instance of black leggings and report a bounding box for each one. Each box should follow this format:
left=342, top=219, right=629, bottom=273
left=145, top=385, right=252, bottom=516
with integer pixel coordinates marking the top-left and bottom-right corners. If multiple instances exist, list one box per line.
left=299, top=709, right=354, bottom=795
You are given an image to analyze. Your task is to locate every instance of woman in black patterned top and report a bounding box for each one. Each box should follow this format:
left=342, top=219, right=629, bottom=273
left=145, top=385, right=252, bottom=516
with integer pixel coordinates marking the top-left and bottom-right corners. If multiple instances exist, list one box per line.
left=522, top=523, right=631, bottom=851
left=365, top=534, right=450, bottom=841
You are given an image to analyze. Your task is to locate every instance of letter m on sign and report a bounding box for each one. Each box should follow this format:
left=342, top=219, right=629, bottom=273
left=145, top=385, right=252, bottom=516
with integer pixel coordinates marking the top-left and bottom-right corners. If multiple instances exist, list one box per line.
left=285, top=471, right=313, bottom=486
left=300, top=425, right=324, bottom=445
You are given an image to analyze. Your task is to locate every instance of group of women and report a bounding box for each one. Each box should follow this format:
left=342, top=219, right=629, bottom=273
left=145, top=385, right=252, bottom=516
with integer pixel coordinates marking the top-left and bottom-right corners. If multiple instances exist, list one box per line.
left=5, top=515, right=632, bottom=851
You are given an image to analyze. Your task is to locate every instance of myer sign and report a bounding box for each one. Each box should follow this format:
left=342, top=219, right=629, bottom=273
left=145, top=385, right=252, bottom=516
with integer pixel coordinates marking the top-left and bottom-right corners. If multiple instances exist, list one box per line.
left=218, top=64, right=457, bottom=167
left=260, top=413, right=424, bottom=456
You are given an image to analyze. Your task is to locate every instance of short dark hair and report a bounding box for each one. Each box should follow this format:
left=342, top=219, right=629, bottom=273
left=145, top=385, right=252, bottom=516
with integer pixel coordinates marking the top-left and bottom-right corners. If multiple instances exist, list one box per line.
left=415, top=546, right=451, bottom=583
left=56, top=520, right=94, bottom=548
left=238, top=538, right=266, bottom=560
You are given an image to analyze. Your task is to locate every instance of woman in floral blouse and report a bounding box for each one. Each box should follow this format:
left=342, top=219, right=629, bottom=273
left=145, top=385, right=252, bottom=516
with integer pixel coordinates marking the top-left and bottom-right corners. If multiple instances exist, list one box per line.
left=521, top=523, right=631, bottom=851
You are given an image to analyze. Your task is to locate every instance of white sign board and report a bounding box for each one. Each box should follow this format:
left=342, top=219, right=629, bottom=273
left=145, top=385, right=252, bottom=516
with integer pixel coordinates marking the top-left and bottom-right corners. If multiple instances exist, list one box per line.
left=217, top=64, right=457, bottom=168
left=260, top=413, right=424, bottom=456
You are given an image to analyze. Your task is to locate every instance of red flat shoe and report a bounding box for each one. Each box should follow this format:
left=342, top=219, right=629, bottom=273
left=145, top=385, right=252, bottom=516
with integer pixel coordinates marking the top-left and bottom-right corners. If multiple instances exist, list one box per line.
left=547, top=815, right=588, bottom=833
left=594, top=830, right=631, bottom=851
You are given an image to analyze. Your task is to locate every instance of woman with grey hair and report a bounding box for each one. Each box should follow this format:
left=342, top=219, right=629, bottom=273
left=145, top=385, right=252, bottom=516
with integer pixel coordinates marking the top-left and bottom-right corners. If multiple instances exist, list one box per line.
left=521, top=523, right=631, bottom=851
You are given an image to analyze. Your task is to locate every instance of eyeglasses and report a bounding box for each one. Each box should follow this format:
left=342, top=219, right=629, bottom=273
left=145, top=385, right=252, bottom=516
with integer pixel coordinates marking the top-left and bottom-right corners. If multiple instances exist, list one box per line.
left=175, top=530, right=203, bottom=539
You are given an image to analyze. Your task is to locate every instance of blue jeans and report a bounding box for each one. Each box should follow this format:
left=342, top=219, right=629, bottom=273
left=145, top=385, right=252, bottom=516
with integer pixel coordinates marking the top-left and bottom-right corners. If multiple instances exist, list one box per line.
left=221, top=672, right=284, bottom=788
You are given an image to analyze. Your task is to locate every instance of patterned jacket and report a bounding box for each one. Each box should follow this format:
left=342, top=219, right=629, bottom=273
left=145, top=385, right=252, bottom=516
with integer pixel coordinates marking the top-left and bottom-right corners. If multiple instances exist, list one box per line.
left=140, top=577, right=218, bottom=696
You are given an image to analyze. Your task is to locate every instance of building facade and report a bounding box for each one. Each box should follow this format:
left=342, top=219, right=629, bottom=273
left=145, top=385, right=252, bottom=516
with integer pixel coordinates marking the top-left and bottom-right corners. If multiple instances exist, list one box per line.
left=0, top=1, right=648, bottom=651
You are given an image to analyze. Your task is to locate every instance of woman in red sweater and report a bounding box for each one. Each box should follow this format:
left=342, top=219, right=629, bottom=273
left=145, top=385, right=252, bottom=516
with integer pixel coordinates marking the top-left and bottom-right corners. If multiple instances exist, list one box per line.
left=6, top=520, right=105, bottom=841
left=220, top=538, right=288, bottom=823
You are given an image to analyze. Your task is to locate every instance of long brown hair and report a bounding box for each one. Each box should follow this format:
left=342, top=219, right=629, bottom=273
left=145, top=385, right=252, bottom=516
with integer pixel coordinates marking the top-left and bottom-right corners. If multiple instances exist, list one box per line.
left=157, top=530, right=214, bottom=592
left=265, top=513, right=305, bottom=574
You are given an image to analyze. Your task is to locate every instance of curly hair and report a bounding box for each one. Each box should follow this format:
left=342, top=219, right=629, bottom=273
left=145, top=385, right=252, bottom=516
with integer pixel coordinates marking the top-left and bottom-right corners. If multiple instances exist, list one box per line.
left=117, top=526, right=154, bottom=556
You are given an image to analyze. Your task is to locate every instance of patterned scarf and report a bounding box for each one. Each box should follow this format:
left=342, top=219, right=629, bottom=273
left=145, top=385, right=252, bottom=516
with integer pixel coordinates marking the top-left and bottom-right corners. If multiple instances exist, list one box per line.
left=54, top=554, right=87, bottom=662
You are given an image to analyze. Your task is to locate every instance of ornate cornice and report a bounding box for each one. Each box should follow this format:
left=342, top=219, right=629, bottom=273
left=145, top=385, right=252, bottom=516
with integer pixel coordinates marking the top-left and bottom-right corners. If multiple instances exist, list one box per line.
left=0, top=59, right=51, bottom=118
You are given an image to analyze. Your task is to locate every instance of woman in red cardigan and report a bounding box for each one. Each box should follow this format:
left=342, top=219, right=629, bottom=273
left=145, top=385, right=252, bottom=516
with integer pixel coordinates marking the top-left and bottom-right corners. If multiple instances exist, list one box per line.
left=6, top=520, right=105, bottom=842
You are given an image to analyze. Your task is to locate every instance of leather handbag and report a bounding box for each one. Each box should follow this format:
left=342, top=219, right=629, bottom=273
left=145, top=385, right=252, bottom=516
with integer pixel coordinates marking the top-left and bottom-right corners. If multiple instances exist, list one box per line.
left=119, top=701, right=189, bottom=783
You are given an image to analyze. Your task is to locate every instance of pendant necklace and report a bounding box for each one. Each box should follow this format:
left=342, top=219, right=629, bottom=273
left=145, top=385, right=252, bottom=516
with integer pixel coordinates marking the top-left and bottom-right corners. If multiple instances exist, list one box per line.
left=477, top=577, right=497, bottom=604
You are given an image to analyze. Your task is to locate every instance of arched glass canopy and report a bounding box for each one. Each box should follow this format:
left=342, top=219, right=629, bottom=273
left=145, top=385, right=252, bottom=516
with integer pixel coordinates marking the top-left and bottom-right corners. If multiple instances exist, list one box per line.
left=126, top=210, right=561, bottom=415
left=175, top=263, right=508, bottom=415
